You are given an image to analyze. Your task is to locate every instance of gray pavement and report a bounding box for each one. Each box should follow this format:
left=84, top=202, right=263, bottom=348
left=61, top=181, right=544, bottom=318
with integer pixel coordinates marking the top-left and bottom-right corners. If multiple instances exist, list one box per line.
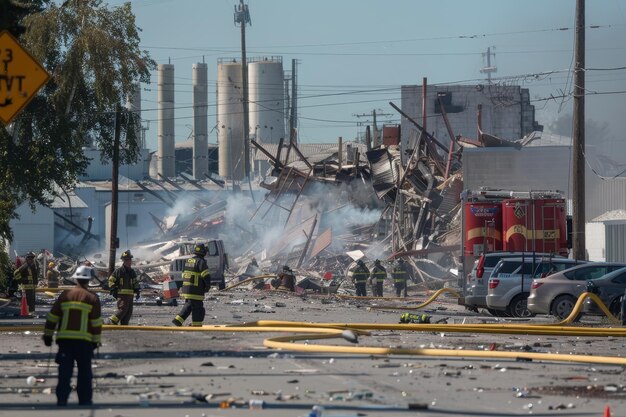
left=0, top=289, right=624, bottom=417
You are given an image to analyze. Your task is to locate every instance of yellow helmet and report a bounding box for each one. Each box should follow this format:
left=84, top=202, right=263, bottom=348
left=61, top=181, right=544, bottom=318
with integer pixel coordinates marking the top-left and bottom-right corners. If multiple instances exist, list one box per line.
left=48, top=261, right=56, bottom=269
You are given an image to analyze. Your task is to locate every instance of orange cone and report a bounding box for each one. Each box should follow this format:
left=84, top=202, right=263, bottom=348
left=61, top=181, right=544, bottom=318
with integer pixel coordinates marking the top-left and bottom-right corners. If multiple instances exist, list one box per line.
left=20, top=295, right=28, bottom=316
left=605, top=405, right=611, bottom=417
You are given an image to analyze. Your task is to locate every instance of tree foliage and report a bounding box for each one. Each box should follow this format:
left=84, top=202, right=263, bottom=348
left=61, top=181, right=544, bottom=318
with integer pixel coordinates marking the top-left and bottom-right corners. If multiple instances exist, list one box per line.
left=0, top=0, right=155, bottom=241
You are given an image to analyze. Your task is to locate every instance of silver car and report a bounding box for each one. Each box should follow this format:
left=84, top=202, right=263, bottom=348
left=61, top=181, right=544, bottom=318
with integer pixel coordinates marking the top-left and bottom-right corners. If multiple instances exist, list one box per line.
left=527, top=263, right=626, bottom=319
left=465, top=252, right=562, bottom=314
left=486, top=257, right=582, bottom=317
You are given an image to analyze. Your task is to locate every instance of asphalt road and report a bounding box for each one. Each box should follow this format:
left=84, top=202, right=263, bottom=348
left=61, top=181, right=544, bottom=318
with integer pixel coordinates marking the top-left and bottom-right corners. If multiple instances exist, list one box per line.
left=0, top=289, right=625, bottom=417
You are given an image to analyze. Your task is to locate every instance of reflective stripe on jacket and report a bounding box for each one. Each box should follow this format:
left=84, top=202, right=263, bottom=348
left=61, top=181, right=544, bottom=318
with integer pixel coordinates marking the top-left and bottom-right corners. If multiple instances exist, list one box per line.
left=351, top=265, right=370, bottom=283
left=181, top=256, right=211, bottom=301
left=14, top=264, right=38, bottom=289
left=392, top=267, right=408, bottom=283
left=371, top=265, right=387, bottom=283
left=44, top=286, right=102, bottom=343
left=108, top=266, right=139, bottom=295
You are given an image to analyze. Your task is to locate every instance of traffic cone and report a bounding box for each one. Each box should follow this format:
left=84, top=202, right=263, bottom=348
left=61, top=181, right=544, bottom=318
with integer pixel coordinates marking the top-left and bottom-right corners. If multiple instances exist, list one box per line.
left=605, top=405, right=611, bottom=417
left=20, top=295, right=29, bottom=317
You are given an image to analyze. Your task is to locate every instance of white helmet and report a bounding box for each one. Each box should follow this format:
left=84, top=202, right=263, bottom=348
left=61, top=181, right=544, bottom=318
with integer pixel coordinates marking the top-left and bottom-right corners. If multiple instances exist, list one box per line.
left=71, top=265, right=93, bottom=282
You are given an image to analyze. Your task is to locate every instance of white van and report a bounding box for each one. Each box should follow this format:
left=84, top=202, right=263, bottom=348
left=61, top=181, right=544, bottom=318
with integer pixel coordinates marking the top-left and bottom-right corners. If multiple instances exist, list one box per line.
left=168, top=239, right=229, bottom=290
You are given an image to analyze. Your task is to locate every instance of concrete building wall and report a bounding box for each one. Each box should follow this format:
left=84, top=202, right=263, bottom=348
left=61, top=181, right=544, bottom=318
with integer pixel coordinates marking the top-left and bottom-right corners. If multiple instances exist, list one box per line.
left=400, top=84, right=540, bottom=149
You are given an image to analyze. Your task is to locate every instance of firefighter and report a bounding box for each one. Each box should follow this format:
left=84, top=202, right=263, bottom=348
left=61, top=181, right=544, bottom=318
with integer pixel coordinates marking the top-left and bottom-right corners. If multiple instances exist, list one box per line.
left=47, top=261, right=60, bottom=289
left=43, top=265, right=102, bottom=406
left=277, top=265, right=296, bottom=292
left=172, top=243, right=211, bottom=327
left=370, top=259, right=387, bottom=297
left=350, top=259, right=370, bottom=297
left=392, top=258, right=410, bottom=297
left=13, top=252, right=39, bottom=314
left=108, top=250, right=140, bottom=325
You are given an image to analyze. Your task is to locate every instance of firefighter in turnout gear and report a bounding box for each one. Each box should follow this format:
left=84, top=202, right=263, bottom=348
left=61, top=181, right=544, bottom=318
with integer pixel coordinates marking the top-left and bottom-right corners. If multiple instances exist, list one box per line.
left=392, top=258, right=410, bottom=297
left=43, top=265, right=102, bottom=406
left=172, top=243, right=211, bottom=327
left=350, top=259, right=370, bottom=297
left=370, top=259, right=387, bottom=297
left=108, top=250, right=140, bottom=325
left=13, top=252, right=39, bottom=314
left=277, top=265, right=296, bottom=292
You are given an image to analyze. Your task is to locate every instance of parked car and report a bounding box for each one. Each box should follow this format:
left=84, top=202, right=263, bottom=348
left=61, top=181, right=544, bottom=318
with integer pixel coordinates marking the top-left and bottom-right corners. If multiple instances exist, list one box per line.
left=582, top=267, right=626, bottom=319
left=465, top=252, right=563, bottom=314
left=527, top=263, right=626, bottom=319
left=486, top=257, right=583, bottom=317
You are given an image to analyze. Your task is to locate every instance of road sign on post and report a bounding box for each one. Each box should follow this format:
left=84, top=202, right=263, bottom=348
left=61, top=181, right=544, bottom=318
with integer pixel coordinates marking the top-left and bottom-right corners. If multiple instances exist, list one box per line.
left=0, top=30, right=50, bottom=125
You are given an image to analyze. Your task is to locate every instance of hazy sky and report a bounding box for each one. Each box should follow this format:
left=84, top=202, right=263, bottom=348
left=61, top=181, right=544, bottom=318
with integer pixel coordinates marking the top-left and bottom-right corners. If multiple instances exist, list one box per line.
left=111, top=0, right=626, bottom=154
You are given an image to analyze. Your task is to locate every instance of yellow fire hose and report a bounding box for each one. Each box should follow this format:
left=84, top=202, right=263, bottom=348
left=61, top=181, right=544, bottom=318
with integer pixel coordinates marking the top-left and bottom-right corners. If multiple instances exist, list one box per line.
left=2, top=290, right=624, bottom=366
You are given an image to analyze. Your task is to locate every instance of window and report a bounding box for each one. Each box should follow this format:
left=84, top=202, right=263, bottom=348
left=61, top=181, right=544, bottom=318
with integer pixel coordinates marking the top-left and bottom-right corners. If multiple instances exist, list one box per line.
left=126, top=214, right=138, bottom=227
left=611, top=271, right=626, bottom=284
left=493, top=261, right=522, bottom=275
left=206, top=241, right=218, bottom=256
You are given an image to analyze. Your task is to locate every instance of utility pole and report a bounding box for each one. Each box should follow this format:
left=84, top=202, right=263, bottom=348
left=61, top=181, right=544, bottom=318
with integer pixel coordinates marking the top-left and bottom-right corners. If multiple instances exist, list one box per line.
left=354, top=109, right=392, bottom=148
left=108, top=105, right=121, bottom=276
left=572, top=0, right=586, bottom=260
left=289, top=59, right=298, bottom=144
left=235, top=0, right=251, bottom=178
left=480, top=46, right=497, bottom=84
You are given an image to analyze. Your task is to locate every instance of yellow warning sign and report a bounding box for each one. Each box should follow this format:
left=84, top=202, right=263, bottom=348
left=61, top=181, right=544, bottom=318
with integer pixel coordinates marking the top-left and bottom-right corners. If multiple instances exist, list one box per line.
left=0, top=31, right=50, bottom=125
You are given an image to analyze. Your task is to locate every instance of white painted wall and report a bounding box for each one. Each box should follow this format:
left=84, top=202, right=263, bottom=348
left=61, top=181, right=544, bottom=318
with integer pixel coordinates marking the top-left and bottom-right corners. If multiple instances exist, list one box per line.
left=7, top=203, right=54, bottom=260
left=586, top=222, right=606, bottom=262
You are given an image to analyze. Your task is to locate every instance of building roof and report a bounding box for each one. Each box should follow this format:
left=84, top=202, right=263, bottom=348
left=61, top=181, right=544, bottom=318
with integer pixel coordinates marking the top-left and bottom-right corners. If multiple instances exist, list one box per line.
left=49, top=185, right=88, bottom=209
left=592, top=209, right=626, bottom=222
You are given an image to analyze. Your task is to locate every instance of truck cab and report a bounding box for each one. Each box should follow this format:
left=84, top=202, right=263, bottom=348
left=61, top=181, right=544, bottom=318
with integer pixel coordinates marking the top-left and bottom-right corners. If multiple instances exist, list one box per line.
left=169, top=239, right=229, bottom=290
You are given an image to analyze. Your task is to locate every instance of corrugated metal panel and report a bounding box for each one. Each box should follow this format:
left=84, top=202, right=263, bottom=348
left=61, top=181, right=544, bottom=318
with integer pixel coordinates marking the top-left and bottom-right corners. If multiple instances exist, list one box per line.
left=587, top=178, right=626, bottom=221
left=366, top=148, right=398, bottom=203
left=254, top=142, right=368, bottom=165
left=606, top=224, right=626, bottom=263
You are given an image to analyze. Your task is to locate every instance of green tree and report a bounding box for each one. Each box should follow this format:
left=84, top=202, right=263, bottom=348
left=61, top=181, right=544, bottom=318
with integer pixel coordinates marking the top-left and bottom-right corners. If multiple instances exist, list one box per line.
left=0, top=0, right=155, bottom=241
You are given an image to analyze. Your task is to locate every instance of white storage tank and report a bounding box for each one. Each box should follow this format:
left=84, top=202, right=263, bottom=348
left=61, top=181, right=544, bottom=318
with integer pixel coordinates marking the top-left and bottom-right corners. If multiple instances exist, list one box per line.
left=248, top=57, right=285, bottom=145
left=217, top=59, right=245, bottom=180
left=157, top=64, right=175, bottom=178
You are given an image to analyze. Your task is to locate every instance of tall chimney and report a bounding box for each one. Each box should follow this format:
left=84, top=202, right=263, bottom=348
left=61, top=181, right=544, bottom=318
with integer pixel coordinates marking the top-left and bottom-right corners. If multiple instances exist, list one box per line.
left=157, top=64, right=175, bottom=178
left=192, top=63, right=208, bottom=179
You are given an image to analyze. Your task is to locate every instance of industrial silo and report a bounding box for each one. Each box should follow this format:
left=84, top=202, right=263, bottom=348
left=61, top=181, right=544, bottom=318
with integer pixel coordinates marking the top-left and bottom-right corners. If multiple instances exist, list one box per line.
left=248, top=57, right=285, bottom=145
left=157, top=64, right=175, bottom=178
left=192, top=63, right=208, bottom=179
left=217, top=59, right=245, bottom=180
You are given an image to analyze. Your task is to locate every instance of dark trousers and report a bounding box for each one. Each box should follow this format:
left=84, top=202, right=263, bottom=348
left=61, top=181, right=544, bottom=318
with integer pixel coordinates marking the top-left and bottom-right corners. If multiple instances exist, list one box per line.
left=55, top=340, right=94, bottom=406
left=374, top=282, right=384, bottom=297
left=355, top=282, right=367, bottom=297
left=25, top=289, right=36, bottom=312
left=176, top=299, right=205, bottom=326
left=395, top=281, right=407, bottom=297
left=111, top=295, right=134, bottom=325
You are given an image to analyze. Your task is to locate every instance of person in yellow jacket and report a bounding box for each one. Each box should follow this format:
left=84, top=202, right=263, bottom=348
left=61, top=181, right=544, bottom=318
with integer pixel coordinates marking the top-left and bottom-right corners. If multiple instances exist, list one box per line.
left=46, top=261, right=60, bottom=289
left=107, top=250, right=140, bottom=325
left=13, top=252, right=39, bottom=314
left=172, top=243, right=211, bottom=327
left=43, top=265, right=102, bottom=406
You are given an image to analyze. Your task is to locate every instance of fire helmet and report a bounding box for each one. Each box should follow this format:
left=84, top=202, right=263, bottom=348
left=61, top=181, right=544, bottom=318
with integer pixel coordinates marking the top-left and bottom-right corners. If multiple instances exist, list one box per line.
left=120, top=250, right=133, bottom=260
left=194, top=243, right=207, bottom=256
left=71, top=265, right=93, bottom=282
